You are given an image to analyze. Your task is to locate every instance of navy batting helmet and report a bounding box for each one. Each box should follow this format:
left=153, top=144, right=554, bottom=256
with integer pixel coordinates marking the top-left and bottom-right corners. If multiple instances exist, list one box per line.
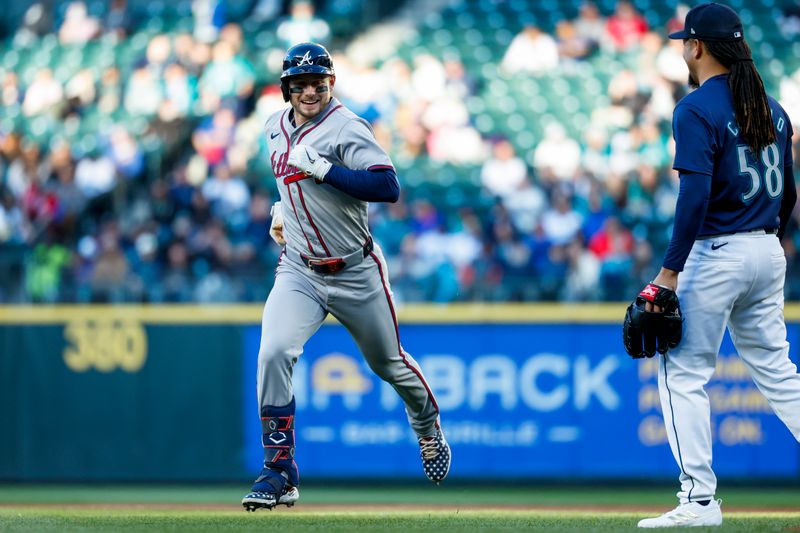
left=280, top=43, right=335, bottom=101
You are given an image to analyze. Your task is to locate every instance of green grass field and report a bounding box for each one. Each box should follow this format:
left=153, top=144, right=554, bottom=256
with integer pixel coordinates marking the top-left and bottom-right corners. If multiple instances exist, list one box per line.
left=0, top=485, right=798, bottom=532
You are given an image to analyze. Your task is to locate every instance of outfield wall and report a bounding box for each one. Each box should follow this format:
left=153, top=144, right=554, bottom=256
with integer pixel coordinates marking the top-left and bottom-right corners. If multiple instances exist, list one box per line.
left=1, top=304, right=798, bottom=482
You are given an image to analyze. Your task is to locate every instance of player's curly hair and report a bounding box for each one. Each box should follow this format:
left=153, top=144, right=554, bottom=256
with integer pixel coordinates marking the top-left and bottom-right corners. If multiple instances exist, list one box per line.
left=704, top=40, right=776, bottom=153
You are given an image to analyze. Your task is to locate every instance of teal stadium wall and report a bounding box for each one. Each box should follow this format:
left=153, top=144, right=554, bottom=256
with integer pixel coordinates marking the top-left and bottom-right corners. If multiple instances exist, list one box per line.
left=1, top=304, right=799, bottom=482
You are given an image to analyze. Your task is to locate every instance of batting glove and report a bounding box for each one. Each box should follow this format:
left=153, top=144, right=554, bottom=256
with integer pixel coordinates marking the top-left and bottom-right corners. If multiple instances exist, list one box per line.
left=287, top=144, right=332, bottom=181
left=269, top=201, right=286, bottom=246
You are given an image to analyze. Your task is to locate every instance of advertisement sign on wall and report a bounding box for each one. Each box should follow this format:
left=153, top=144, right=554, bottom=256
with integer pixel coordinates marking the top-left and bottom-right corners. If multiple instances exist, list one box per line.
left=243, top=323, right=800, bottom=479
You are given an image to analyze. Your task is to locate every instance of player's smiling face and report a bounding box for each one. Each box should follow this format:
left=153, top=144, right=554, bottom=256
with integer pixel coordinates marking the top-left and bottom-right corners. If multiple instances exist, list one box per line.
left=288, top=74, right=335, bottom=125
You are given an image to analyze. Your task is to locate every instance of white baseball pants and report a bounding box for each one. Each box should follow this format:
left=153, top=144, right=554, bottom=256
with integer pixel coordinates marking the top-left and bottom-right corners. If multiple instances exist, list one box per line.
left=658, top=231, right=800, bottom=503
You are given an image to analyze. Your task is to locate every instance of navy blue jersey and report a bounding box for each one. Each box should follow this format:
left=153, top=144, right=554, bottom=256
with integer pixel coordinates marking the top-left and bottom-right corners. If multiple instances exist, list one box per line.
left=672, top=74, right=794, bottom=237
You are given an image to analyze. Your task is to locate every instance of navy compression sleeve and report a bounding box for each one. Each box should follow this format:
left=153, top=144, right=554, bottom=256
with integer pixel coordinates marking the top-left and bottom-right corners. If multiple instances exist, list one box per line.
left=323, top=165, right=400, bottom=203
left=662, top=171, right=712, bottom=272
left=778, top=165, right=797, bottom=240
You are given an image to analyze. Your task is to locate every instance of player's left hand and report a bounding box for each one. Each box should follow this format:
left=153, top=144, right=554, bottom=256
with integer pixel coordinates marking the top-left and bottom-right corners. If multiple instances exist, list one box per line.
left=269, top=201, right=286, bottom=245
left=623, top=282, right=683, bottom=359
left=288, top=145, right=332, bottom=181
left=646, top=269, right=679, bottom=313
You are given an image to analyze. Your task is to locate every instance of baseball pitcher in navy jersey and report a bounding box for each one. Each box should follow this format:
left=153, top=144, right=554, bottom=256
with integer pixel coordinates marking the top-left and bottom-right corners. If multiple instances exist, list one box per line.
left=241, top=43, right=450, bottom=512
left=635, top=3, right=799, bottom=528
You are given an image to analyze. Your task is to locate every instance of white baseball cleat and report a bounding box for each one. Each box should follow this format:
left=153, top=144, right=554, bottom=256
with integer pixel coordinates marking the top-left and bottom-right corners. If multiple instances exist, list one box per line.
left=638, top=499, right=722, bottom=528
left=279, top=486, right=300, bottom=506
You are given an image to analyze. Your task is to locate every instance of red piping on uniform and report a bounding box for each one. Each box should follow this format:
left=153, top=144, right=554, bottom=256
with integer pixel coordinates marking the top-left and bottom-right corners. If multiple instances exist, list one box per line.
left=274, top=250, right=284, bottom=276
left=287, top=185, right=315, bottom=254
left=279, top=110, right=315, bottom=254
left=279, top=105, right=341, bottom=259
left=280, top=109, right=291, bottom=144
left=283, top=172, right=310, bottom=185
left=367, top=165, right=395, bottom=172
left=368, top=252, right=440, bottom=416
left=297, top=184, right=332, bottom=257
left=297, top=104, right=343, bottom=144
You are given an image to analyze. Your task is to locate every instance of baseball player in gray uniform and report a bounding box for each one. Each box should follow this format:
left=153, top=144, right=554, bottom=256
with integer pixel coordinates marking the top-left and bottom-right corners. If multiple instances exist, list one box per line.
left=242, top=43, right=450, bottom=512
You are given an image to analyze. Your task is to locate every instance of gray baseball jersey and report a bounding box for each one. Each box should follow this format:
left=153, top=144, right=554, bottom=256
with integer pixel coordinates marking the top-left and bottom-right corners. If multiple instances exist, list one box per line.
left=266, top=97, right=392, bottom=257
left=255, top=98, right=441, bottom=452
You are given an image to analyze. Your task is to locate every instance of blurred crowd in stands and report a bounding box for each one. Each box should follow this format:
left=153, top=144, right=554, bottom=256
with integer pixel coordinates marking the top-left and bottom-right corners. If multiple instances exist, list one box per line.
left=0, top=0, right=799, bottom=304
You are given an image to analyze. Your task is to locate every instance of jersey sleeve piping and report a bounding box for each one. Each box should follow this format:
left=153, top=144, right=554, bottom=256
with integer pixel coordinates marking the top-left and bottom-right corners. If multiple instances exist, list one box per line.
left=368, top=164, right=395, bottom=172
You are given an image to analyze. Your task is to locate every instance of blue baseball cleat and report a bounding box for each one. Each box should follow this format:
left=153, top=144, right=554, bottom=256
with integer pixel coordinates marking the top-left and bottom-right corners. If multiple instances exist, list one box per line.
left=419, top=429, right=451, bottom=484
left=242, top=467, right=300, bottom=512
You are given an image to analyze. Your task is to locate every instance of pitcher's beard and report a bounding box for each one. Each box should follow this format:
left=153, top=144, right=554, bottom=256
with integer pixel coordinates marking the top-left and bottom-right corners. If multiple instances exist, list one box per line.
left=687, top=73, right=699, bottom=90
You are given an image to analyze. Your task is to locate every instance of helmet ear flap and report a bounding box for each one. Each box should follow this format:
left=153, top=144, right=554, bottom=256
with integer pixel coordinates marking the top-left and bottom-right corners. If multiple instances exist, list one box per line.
left=281, top=80, right=290, bottom=102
